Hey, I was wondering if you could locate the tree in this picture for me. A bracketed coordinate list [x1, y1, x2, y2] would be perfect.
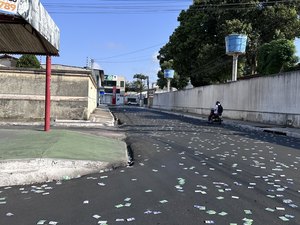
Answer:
[257, 39, 298, 75]
[133, 73, 147, 92]
[156, 60, 189, 90]
[16, 55, 40, 68]
[132, 73, 148, 105]
[125, 81, 136, 92]
[158, 0, 300, 87]
[133, 73, 148, 82]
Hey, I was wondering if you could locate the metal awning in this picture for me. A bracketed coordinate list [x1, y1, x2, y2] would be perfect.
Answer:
[0, 0, 60, 56]
[0, 14, 59, 55]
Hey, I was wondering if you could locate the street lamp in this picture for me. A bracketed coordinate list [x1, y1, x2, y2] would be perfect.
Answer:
[164, 69, 175, 92]
[225, 34, 247, 82]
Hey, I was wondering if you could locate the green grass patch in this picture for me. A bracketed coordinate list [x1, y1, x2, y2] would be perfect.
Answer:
[0, 129, 125, 162]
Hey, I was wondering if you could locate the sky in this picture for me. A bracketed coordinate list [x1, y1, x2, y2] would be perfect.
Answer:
[3, 0, 300, 85]
[38, 0, 192, 85]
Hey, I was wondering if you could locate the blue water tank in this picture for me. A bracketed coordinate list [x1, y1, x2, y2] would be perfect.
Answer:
[164, 69, 175, 79]
[225, 34, 247, 55]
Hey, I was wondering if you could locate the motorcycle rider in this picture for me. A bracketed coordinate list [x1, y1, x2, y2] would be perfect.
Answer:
[208, 101, 223, 122]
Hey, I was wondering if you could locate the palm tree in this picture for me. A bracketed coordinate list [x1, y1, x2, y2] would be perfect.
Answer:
[133, 73, 148, 105]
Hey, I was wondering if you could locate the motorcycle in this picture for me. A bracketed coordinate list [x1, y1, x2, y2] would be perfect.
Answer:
[208, 108, 223, 124]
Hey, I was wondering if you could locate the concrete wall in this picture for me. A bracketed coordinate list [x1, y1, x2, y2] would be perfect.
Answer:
[0, 68, 97, 121]
[153, 71, 300, 127]
[87, 78, 97, 119]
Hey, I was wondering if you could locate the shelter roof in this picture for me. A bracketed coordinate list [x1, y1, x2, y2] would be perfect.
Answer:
[0, 0, 60, 56]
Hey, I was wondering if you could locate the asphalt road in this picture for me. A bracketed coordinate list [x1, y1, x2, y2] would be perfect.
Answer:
[1, 107, 300, 225]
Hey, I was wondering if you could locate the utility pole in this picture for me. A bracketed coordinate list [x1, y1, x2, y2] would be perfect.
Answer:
[86, 57, 90, 69]
[139, 80, 143, 107]
[147, 76, 150, 107]
[91, 58, 94, 70]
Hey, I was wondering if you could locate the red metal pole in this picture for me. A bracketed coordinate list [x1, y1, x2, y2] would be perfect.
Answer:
[44, 55, 51, 131]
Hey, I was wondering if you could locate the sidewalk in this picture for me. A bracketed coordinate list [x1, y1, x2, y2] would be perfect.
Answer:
[0, 105, 127, 187]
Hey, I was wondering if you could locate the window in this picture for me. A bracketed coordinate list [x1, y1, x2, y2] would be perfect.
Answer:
[103, 80, 117, 87]
[120, 81, 125, 87]
[104, 88, 120, 94]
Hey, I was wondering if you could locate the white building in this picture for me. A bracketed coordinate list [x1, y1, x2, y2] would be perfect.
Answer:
[0, 54, 18, 67]
[101, 75, 126, 105]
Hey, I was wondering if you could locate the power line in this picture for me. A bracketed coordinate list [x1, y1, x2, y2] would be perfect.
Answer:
[41, 0, 298, 14]
[94, 43, 164, 60]
[42, 0, 191, 14]
[190, 0, 298, 10]
[95, 58, 153, 63]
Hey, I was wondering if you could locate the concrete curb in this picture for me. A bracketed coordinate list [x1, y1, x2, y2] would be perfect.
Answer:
[0, 121, 115, 128]
[0, 158, 127, 187]
[0, 138, 128, 187]
[54, 121, 115, 127]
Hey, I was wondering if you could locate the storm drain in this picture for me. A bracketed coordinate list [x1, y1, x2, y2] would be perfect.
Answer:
[263, 129, 287, 136]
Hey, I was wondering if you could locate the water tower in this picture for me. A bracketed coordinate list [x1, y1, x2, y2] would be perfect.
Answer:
[225, 34, 247, 81]
[164, 69, 175, 92]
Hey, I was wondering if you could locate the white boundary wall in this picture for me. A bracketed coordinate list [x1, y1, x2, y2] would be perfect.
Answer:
[153, 71, 300, 127]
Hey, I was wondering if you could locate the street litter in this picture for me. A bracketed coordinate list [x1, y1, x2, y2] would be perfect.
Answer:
[159, 200, 168, 204]
[265, 208, 275, 212]
[204, 220, 215, 224]
[244, 210, 252, 215]
[206, 210, 216, 215]
[218, 211, 228, 216]
[194, 205, 206, 210]
[279, 216, 289, 222]
[93, 215, 101, 219]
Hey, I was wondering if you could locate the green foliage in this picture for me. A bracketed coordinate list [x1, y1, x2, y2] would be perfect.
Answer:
[133, 73, 148, 81]
[158, 0, 300, 87]
[16, 55, 40, 69]
[257, 39, 298, 75]
[134, 80, 146, 92]
[125, 81, 136, 92]
[156, 60, 189, 90]
[133, 73, 147, 92]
